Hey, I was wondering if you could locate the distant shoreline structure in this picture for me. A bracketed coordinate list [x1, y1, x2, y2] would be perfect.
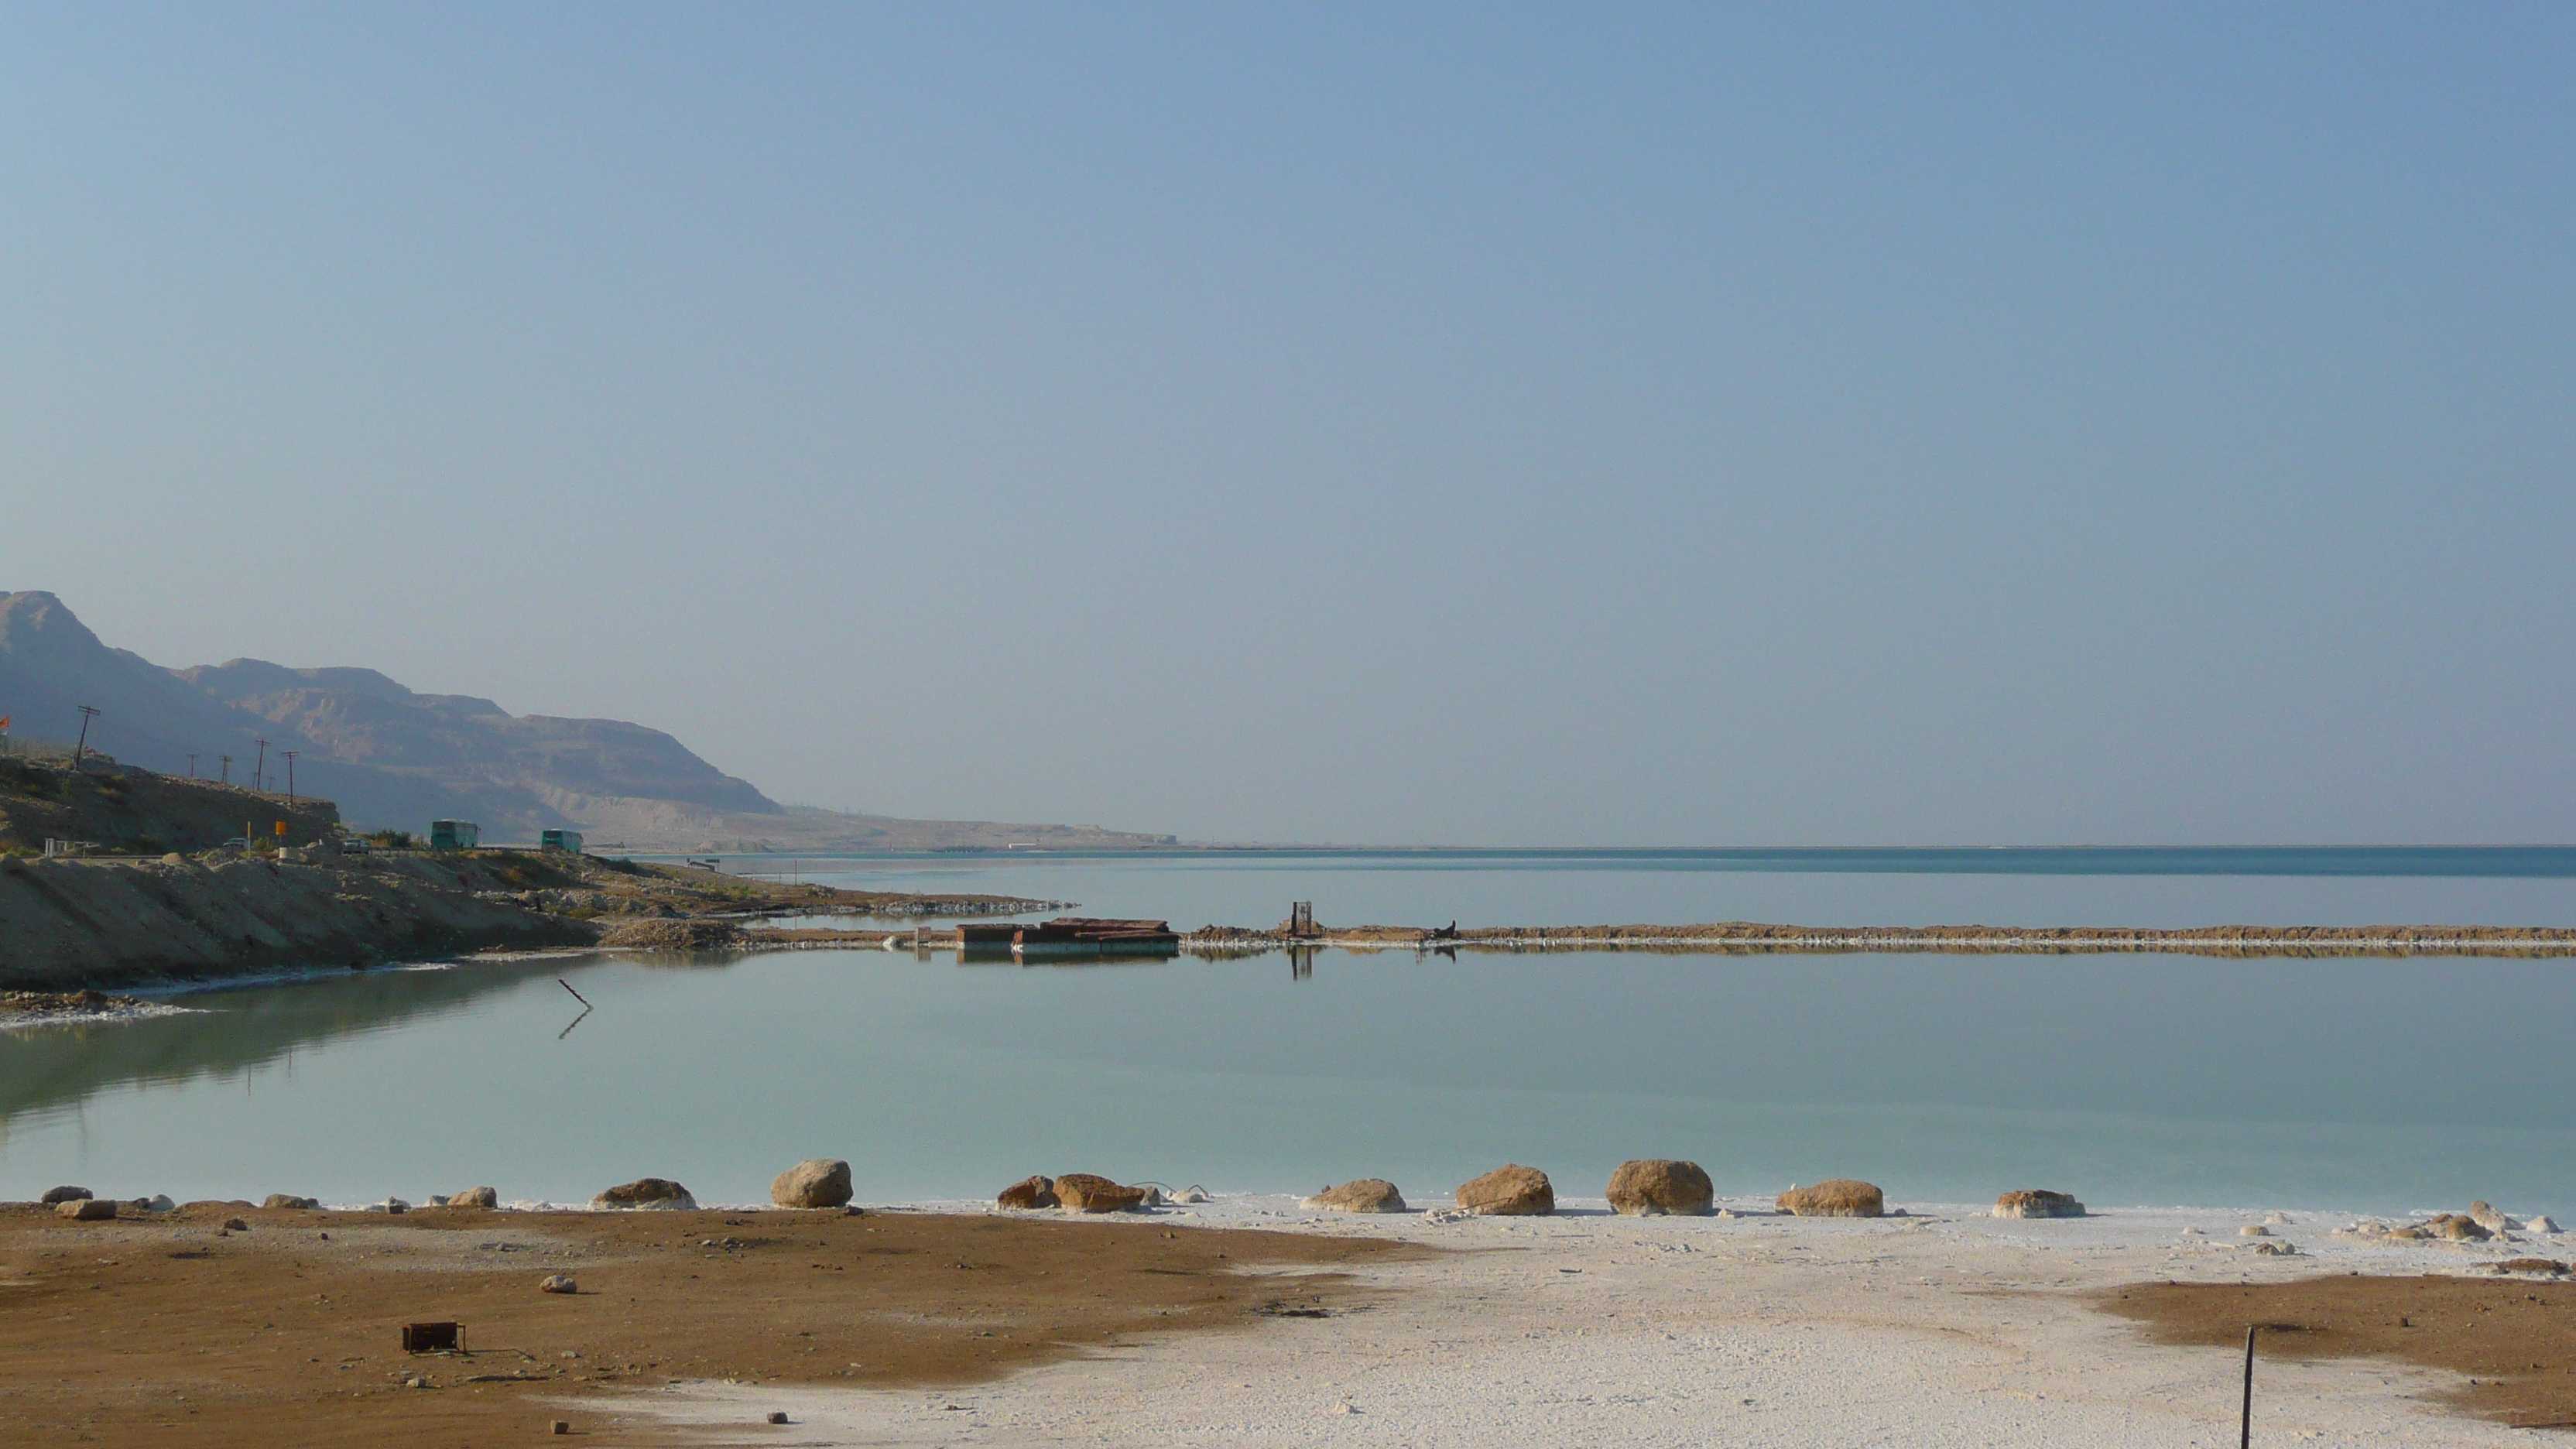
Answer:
[1174, 920, 2576, 959]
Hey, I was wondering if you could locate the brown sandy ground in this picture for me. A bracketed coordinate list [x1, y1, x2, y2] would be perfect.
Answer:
[2103, 1273, 2576, 1430]
[0, 1202, 1425, 1447]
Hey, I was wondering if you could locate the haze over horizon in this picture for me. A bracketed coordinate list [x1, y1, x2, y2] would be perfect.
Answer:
[5, 5, 2570, 847]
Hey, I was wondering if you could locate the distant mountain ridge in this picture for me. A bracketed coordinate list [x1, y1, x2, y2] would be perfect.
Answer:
[0, 590, 777, 834]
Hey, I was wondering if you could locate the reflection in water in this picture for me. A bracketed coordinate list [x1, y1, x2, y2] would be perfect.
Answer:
[0, 954, 687, 1131]
[8, 939, 2576, 1213]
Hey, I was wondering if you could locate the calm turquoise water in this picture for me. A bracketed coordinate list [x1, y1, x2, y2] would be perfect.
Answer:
[5, 848, 2574, 1214]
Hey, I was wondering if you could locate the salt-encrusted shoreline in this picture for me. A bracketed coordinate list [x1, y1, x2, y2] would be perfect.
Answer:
[605, 1194, 2569, 1447]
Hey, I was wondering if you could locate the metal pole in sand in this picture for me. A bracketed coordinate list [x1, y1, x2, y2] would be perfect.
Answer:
[2241, 1324, 2257, 1448]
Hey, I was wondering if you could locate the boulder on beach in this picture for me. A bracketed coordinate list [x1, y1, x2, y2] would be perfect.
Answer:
[1303, 1179, 1407, 1214]
[1457, 1164, 1555, 1216]
[2470, 1201, 2520, 1232]
[39, 1186, 91, 1205]
[540, 1274, 578, 1294]
[592, 1177, 697, 1211]
[771, 1160, 854, 1209]
[263, 1194, 319, 1211]
[996, 1175, 1057, 1210]
[2530, 1215, 2562, 1235]
[1995, 1189, 2085, 1219]
[447, 1186, 499, 1210]
[1606, 1160, 1714, 1216]
[130, 1194, 176, 1214]
[57, 1198, 116, 1221]
[1777, 1180, 1884, 1218]
[1053, 1173, 1150, 1213]
[2424, 1213, 2491, 1241]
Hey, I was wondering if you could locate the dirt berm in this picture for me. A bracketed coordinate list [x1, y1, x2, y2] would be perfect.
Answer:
[0, 849, 595, 991]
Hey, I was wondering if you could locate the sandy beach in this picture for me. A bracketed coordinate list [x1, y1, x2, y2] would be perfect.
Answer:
[6, 1192, 2569, 1446]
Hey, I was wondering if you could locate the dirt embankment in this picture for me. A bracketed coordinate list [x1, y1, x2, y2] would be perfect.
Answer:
[0, 849, 596, 990]
[0, 1202, 1417, 1447]
[0, 846, 1068, 992]
[0, 754, 337, 855]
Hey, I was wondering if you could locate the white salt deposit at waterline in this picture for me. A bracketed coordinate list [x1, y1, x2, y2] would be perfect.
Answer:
[594, 1195, 2563, 1447]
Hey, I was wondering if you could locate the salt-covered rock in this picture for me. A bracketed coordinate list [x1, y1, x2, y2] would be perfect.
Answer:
[1174, 1187, 1210, 1204]
[39, 1186, 91, 1205]
[1777, 1180, 1884, 1218]
[1456, 1164, 1555, 1216]
[2241, 1225, 2272, 1236]
[1303, 1179, 1407, 1213]
[995, 1175, 1057, 1210]
[2420, 1213, 2491, 1241]
[2529, 1215, 2561, 1234]
[592, 1178, 696, 1211]
[57, 1198, 116, 1221]
[2250, 1239, 2297, 1255]
[2470, 1201, 2522, 1232]
[1053, 1173, 1149, 1213]
[448, 1186, 499, 1210]
[1994, 1190, 2084, 1219]
[770, 1160, 853, 1209]
[132, 1194, 176, 1213]
[1606, 1160, 1714, 1216]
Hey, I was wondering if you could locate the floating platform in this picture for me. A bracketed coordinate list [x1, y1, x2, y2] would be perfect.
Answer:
[958, 916, 1181, 958]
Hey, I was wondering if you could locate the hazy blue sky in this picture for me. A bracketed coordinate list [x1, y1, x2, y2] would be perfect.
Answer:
[3, 4, 2569, 844]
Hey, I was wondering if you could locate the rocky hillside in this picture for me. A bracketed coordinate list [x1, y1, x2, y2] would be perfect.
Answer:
[0, 754, 340, 855]
[0, 591, 776, 836]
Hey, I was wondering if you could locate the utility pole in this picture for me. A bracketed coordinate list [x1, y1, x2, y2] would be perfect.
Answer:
[219, 754, 232, 784]
[73, 705, 101, 771]
[283, 750, 298, 802]
[253, 738, 268, 793]
[187, 753, 200, 778]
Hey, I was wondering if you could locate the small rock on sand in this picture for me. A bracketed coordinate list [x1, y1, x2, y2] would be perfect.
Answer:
[447, 1186, 499, 1210]
[540, 1274, 578, 1294]
[1303, 1179, 1407, 1214]
[1777, 1180, 1883, 1218]
[57, 1198, 116, 1221]
[770, 1160, 854, 1210]
[996, 1175, 1057, 1210]
[263, 1194, 318, 1211]
[592, 1178, 697, 1211]
[1053, 1173, 1149, 1213]
[2241, 1225, 2272, 1236]
[39, 1186, 91, 1205]
[1606, 1160, 1714, 1216]
[1994, 1190, 2084, 1219]
[2249, 1239, 2297, 1255]
[1456, 1164, 1554, 1216]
